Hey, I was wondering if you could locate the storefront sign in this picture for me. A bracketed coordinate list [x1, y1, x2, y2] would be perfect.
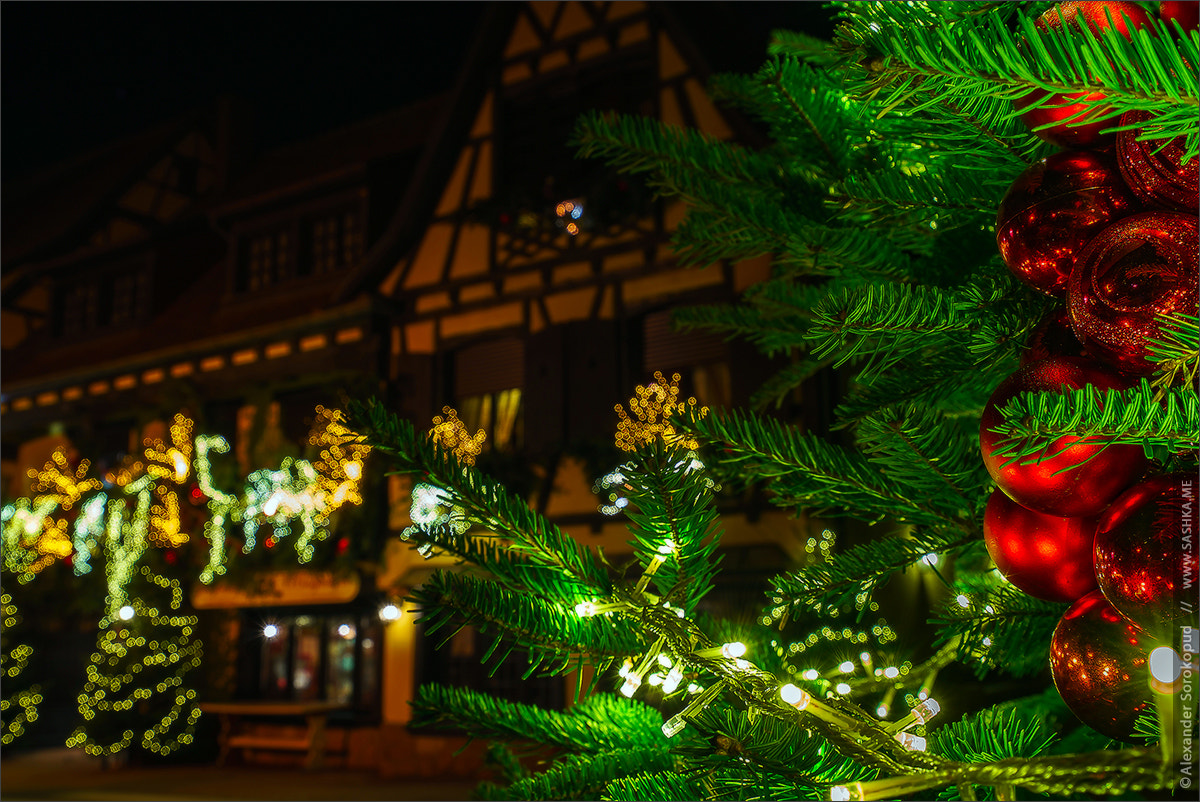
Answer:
[191, 570, 361, 608]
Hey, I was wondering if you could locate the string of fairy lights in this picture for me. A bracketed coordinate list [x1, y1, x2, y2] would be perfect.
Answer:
[0, 407, 369, 756]
[3, 377, 1153, 795]
[1, 591, 43, 746]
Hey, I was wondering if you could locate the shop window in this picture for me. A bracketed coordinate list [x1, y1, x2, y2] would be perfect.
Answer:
[249, 611, 380, 712]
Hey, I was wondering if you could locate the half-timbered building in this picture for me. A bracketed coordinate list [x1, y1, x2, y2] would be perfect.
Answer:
[2, 1, 819, 777]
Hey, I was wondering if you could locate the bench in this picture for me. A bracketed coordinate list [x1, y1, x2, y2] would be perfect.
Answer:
[199, 700, 349, 770]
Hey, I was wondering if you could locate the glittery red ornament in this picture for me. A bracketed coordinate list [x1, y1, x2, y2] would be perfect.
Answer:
[980, 357, 1148, 517]
[984, 489, 1099, 603]
[1160, 1, 1199, 32]
[1021, 307, 1089, 365]
[1016, 2, 1153, 148]
[1094, 473, 1198, 636]
[997, 151, 1136, 296]
[1051, 589, 1155, 741]
[1115, 110, 1199, 212]
[1067, 211, 1199, 375]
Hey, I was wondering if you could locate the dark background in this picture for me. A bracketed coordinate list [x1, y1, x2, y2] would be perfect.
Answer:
[1, 1, 837, 182]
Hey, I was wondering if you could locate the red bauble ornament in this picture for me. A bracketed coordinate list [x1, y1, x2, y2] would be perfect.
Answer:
[1016, 2, 1153, 148]
[164, 550, 178, 566]
[1050, 589, 1155, 741]
[1116, 110, 1199, 212]
[997, 151, 1136, 296]
[984, 489, 1099, 603]
[337, 536, 351, 555]
[979, 357, 1147, 516]
[1094, 473, 1198, 635]
[1021, 307, 1089, 365]
[1067, 211, 1199, 375]
[1160, 1, 1200, 32]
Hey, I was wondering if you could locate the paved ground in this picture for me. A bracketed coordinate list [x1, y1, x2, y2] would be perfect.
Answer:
[0, 748, 479, 801]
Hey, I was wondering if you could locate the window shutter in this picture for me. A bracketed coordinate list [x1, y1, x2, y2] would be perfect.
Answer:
[642, 310, 727, 373]
[454, 338, 525, 396]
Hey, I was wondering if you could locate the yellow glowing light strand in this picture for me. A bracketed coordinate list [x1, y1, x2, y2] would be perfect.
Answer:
[104, 478, 151, 620]
[428, 407, 486, 466]
[2, 448, 104, 581]
[614, 371, 707, 453]
[143, 414, 194, 548]
[193, 435, 237, 584]
[28, 449, 101, 511]
[1, 592, 43, 746]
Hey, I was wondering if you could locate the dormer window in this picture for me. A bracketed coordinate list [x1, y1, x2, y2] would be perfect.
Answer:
[302, 208, 363, 277]
[238, 228, 292, 292]
[53, 264, 148, 338]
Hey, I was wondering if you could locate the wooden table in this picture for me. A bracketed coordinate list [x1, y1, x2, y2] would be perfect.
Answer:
[199, 701, 350, 770]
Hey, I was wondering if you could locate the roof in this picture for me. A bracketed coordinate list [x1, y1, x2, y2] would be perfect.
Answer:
[1, 112, 201, 269]
[212, 93, 448, 218]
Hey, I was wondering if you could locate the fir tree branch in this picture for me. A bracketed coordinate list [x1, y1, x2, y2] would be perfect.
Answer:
[930, 578, 1066, 679]
[602, 769, 716, 802]
[931, 707, 1055, 765]
[855, 404, 992, 520]
[410, 684, 666, 753]
[622, 440, 724, 614]
[675, 406, 964, 529]
[835, 5, 1199, 158]
[805, 276, 1023, 385]
[344, 399, 611, 595]
[1147, 312, 1200, 394]
[484, 748, 677, 802]
[411, 570, 641, 667]
[771, 527, 980, 612]
[988, 382, 1200, 461]
[684, 703, 876, 787]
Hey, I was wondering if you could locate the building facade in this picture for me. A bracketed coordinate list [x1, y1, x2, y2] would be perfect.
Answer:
[2, 1, 819, 777]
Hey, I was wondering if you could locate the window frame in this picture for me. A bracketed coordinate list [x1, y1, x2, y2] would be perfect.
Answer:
[228, 190, 366, 297]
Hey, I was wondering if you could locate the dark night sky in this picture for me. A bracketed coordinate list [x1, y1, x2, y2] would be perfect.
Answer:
[1, 2, 835, 183]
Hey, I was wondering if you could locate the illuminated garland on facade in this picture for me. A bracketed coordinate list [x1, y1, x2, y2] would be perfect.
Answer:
[0, 407, 368, 756]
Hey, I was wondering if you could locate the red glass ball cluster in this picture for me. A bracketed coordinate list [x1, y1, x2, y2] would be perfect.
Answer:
[985, 0, 1198, 741]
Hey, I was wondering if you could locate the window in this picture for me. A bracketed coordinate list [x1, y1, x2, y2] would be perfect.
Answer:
[107, 272, 147, 327]
[458, 389, 523, 452]
[497, 52, 655, 230]
[54, 267, 147, 338]
[248, 610, 381, 711]
[451, 339, 525, 452]
[641, 309, 732, 408]
[55, 282, 99, 338]
[238, 228, 291, 291]
[302, 209, 363, 277]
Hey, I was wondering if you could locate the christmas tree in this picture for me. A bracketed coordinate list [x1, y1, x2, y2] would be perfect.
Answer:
[345, 2, 1198, 800]
[65, 481, 204, 760]
[1, 590, 43, 746]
